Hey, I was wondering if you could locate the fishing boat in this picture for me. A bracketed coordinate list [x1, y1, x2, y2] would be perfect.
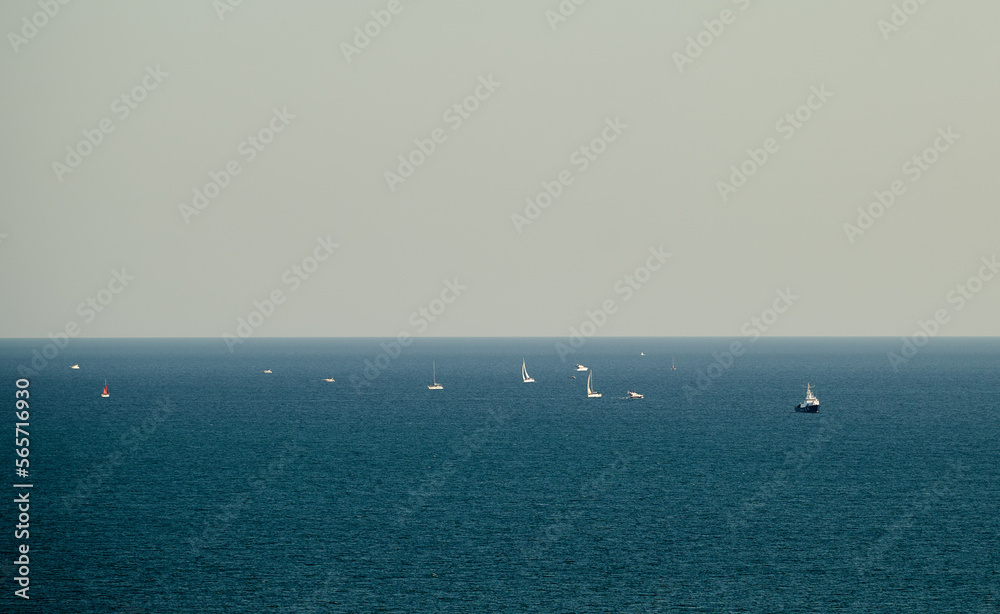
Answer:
[795, 384, 820, 412]
[626, 390, 644, 399]
[101, 380, 109, 398]
[427, 362, 443, 390]
[521, 359, 534, 383]
[586, 370, 602, 398]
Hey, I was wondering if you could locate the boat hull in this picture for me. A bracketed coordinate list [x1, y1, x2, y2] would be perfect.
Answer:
[794, 404, 819, 413]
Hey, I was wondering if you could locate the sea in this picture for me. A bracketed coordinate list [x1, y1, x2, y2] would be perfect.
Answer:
[1, 337, 997, 613]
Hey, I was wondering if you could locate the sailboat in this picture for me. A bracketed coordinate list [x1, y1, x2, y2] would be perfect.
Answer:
[671, 357, 676, 371]
[522, 359, 535, 383]
[586, 370, 602, 398]
[101, 380, 109, 398]
[427, 362, 443, 390]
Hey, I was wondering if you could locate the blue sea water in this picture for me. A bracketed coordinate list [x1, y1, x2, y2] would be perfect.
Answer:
[1, 337, 998, 613]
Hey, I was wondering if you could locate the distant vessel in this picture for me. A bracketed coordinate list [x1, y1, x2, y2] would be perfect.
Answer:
[70, 364, 80, 369]
[323, 378, 335, 382]
[427, 362, 443, 390]
[795, 384, 820, 412]
[262, 369, 272, 374]
[671, 357, 676, 371]
[586, 370, 602, 398]
[101, 380, 109, 398]
[640, 352, 644, 356]
[521, 359, 534, 383]
[626, 390, 644, 399]
[575, 364, 588, 372]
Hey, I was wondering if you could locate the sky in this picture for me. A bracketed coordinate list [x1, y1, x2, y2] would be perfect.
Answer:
[1, 0, 998, 338]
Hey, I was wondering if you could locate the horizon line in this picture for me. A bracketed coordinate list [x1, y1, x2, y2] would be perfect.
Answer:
[3, 335, 1000, 341]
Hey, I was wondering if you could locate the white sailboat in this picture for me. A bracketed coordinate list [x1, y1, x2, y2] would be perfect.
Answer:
[671, 357, 676, 371]
[521, 359, 534, 383]
[427, 361, 443, 390]
[586, 370, 602, 398]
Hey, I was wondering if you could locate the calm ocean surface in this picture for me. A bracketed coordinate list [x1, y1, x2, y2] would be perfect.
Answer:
[1, 337, 998, 613]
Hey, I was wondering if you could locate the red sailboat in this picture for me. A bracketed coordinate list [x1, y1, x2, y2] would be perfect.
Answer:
[101, 380, 110, 398]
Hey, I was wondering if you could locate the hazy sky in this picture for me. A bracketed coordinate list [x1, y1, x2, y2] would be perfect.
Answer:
[2, 1, 998, 338]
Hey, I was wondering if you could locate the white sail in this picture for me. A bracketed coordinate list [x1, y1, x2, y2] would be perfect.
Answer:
[587, 370, 602, 398]
[522, 359, 534, 383]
